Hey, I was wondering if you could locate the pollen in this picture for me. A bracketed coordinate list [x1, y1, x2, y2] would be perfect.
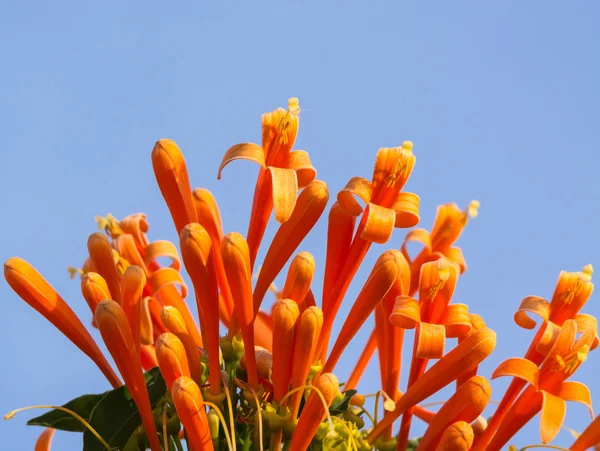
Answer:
[94, 213, 124, 238]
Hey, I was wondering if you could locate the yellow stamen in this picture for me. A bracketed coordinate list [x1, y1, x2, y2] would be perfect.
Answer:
[554, 345, 589, 376]
[466, 200, 480, 219]
[5, 405, 111, 451]
[580, 264, 594, 283]
[277, 97, 301, 144]
[94, 213, 124, 238]
[67, 266, 84, 279]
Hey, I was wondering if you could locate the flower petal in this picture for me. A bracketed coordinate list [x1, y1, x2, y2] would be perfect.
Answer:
[416, 322, 446, 359]
[155, 332, 191, 389]
[81, 272, 111, 317]
[289, 150, 317, 188]
[34, 428, 55, 451]
[121, 265, 146, 356]
[491, 357, 539, 387]
[540, 390, 566, 443]
[337, 176, 373, 216]
[390, 296, 420, 329]
[113, 234, 147, 273]
[445, 246, 467, 274]
[360, 203, 396, 244]
[152, 139, 198, 235]
[371, 143, 416, 204]
[144, 240, 181, 273]
[281, 252, 315, 306]
[393, 191, 420, 228]
[193, 188, 224, 242]
[87, 232, 122, 304]
[435, 421, 474, 451]
[441, 303, 472, 338]
[118, 213, 150, 252]
[271, 299, 300, 402]
[401, 228, 432, 262]
[514, 296, 551, 330]
[557, 381, 593, 418]
[171, 376, 214, 451]
[217, 142, 265, 179]
[268, 167, 299, 223]
[262, 98, 300, 167]
[569, 413, 600, 451]
[575, 313, 599, 350]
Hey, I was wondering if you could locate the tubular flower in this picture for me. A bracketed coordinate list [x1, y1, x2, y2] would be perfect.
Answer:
[570, 413, 600, 451]
[271, 299, 300, 403]
[34, 428, 54, 451]
[171, 376, 214, 451]
[155, 332, 192, 389]
[488, 320, 595, 449]
[401, 201, 479, 294]
[218, 98, 316, 268]
[435, 421, 474, 451]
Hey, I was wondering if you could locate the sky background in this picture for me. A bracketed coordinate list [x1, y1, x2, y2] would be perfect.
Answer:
[1, 1, 599, 449]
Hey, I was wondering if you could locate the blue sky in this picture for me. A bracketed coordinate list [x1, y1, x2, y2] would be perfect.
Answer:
[1, 1, 599, 449]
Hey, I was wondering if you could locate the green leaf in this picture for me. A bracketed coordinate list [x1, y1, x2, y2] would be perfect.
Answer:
[329, 389, 357, 415]
[83, 367, 167, 451]
[27, 393, 107, 432]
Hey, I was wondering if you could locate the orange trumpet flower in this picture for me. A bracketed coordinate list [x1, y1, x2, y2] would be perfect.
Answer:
[171, 376, 214, 451]
[4, 258, 121, 389]
[155, 332, 191, 389]
[218, 98, 316, 269]
[289, 373, 339, 451]
[416, 376, 491, 450]
[271, 299, 300, 403]
[487, 320, 594, 449]
[367, 327, 496, 443]
[121, 265, 146, 356]
[180, 223, 222, 397]
[34, 428, 54, 451]
[87, 232, 122, 304]
[95, 300, 161, 451]
[570, 412, 600, 451]
[280, 252, 315, 308]
[435, 421, 474, 451]
[80, 272, 111, 316]
[152, 139, 198, 235]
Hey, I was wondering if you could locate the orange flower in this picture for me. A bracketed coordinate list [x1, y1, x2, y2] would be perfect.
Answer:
[4, 258, 121, 389]
[271, 299, 300, 403]
[435, 421, 474, 451]
[218, 98, 316, 268]
[289, 373, 339, 451]
[570, 413, 600, 451]
[401, 201, 479, 294]
[121, 265, 146, 356]
[155, 332, 191, 389]
[280, 252, 315, 308]
[180, 223, 222, 397]
[488, 320, 594, 449]
[87, 232, 122, 304]
[95, 300, 161, 451]
[171, 376, 214, 451]
[34, 428, 54, 451]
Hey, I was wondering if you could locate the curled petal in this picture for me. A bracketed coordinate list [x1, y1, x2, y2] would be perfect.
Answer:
[548, 266, 594, 324]
[34, 428, 55, 451]
[418, 376, 490, 451]
[271, 299, 300, 402]
[171, 377, 214, 451]
[95, 300, 161, 451]
[155, 333, 191, 389]
[575, 313, 599, 350]
[445, 246, 467, 274]
[289, 373, 339, 451]
[119, 213, 150, 252]
[152, 139, 198, 234]
[514, 296, 551, 330]
[393, 191, 420, 228]
[289, 150, 317, 188]
[267, 166, 299, 223]
[418, 258, 458, 323]
[5, 258, 121, 388]
[113, 234, 147, 273]
[337, 176, 373, 216]
[360, 203, 396, 244]
[430, 203, 473, 253]
[371, 144, 416, 199]
[148, 267, 188, 300]
[323, 249, 409, 373]
[415, 322, 446, 359]
[435, 421, 474, 451]
[390, 296, 420, 329]
[217, 143, 265, 179]
[557, 381, 593, 418]
[468, 314, 486, 332]
[262, 98, 300, 166]
[545, 319, 578, 364]
[87, 232, 122, 304]
[441, 304, 472, 338]
[281, 252, 315, 305]
[253, 180, 329, 312]
[144, 240, 181, 273]
[491, 357, 539, 387]
[535, 321, 562, 357]
[540, 390, 566, 444]
[401, 228, 432, 262]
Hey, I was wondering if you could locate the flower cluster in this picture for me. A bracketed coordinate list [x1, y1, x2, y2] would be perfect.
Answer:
[4, 98, 600, 451]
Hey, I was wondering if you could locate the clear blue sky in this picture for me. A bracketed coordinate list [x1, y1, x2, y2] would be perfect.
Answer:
[1, 2, 599, 449]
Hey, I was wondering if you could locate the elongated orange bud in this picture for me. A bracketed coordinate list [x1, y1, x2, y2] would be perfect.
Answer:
[155, 333, 191, 389]
[80, 272, 110, 316]
[171, 376, 214, 451]
[180, 223, 221, 396]
[87, 232, 122, 304]
[570, 413, 600, 451]
[5, 258, 121, 389]
[368, 328, 496, 443]
[95, 300, 161, 451]
[289, 373, 339, 451]
[221, 232, 258, 389]
[140, 297, 154, 345]
[141, 343, 159, 370]
[34, 428, 54, 451]
[272, 299, 300, 402]
[435, 421, 474, 451]
[290, 306, 324, 419]
[121, 265, 146, 356]
[152, 139, 198, 234]
[281, 252, 315, 306]
[114, 234, 147, 273]
[160, 306, 203, 386]
[253, 180, 329, 311]
[322, 202, 356, 309]
[417, 376, 491, 450]
[323, 249, 409, 373]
